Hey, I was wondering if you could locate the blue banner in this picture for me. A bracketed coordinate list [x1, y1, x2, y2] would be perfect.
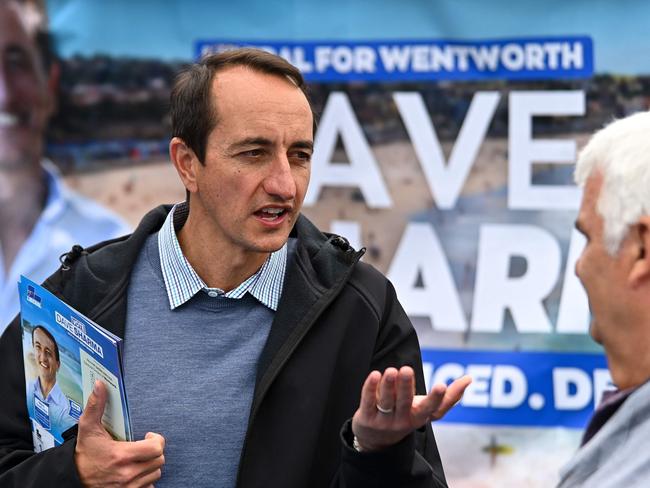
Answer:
[195, 37, 594, 82]
[422, 348, 611, 428]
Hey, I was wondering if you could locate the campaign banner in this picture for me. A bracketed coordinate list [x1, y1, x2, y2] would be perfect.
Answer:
[195, 37, 594, 82]
[422, 348, 612, 428]
[38, 1, 650, 486]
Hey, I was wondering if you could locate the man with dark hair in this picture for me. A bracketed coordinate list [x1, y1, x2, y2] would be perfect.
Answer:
[0, 0, 129, 333]
[0, 48, 469, 487]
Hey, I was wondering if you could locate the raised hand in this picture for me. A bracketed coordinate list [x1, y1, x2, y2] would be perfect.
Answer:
[351, 366, 471, 452]
[74, 381, 166, 488]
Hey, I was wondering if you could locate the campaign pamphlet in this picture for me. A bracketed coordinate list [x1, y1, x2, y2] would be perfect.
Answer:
[18, 276, 132, 452]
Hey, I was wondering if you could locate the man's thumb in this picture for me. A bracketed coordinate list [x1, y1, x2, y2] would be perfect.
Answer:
[81, 380, 108, 427]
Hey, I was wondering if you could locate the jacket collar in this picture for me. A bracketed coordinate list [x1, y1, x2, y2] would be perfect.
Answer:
[253, 215, 364, 414]
[45, 204, 173, 339]
[47, 204, 363, 356]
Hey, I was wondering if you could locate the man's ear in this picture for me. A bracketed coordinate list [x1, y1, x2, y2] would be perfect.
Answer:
[169, 137, 200, 194]
[628, 216, 650, 288]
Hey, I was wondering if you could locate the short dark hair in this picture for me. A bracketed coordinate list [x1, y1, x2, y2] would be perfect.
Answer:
[170, 48, 313, 164]
[32, 325, 60, 362]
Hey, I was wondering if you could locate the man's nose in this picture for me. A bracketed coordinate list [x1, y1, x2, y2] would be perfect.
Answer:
[264, 155, 296, 200]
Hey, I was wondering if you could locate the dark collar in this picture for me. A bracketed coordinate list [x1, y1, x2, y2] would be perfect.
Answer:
[581, 382, 643, 446]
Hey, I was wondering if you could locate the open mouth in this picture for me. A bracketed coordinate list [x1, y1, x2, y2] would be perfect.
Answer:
[0, 111, 31, 130]
[39, 361, 49, 370]
[0, 112, 19, 128]
[254, 207, 288, 222]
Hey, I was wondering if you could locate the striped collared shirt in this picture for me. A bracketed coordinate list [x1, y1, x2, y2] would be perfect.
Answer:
[157, 204, 287, 311]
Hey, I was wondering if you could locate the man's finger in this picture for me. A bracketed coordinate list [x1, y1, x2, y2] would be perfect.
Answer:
[446, 375, 472, 404]
[411, 383, 447, 425]
[80, 380, 108, 428]
[429, 375, 473, 420]
[145, 432, 166, 450]
[394, 367, 415, 417]
[358, 371, 381, 417]
[119, 435, 166, 463]
[376, 367, 398, 413]
[130, 453, 165, 481]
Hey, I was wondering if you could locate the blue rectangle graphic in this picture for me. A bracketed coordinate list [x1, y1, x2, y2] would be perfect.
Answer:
[194, 37, 594, 82]
[421, 348, 610, 429]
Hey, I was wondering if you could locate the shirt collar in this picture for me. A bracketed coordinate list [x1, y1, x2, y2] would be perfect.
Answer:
[36, 378, 66, 406]
[158, 203, 287, 311]
[581, 383, 641, 446]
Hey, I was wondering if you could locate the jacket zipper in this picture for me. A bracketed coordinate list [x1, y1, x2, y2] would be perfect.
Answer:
[234, 247, 365, 486]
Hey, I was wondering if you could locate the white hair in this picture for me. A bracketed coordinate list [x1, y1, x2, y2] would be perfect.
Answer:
[575, 110, 650, 255]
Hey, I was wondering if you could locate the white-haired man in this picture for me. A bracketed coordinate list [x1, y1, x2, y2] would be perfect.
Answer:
[557, 111, 650, 487]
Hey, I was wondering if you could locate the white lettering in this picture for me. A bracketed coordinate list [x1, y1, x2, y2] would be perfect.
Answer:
[378, 45, 411, 72]
[315, 46, 332, 72]
[468, 45, 500, 70]
[553, 367, 592, 410]
[501, 43, 525, 70]
[471, 224, 561, 333]
[290, 47, 313, 72]
[355, 47, 376, 73]
[393, 91, 500, 209]
[411, 45, 430, 72]
[331, 46, 353, 73]
[525, 43, 545, 70]
[387, 222, 467, 331]
[305, 92, 392, 207]
[462, 365, 492, 407]
[562, 42, 583, 69]
[508, 91, 585, 210]
[491, 365, 528, 408]
[453, 46, 471, 71]
[431, 45, 454, 71]
[544, 43, 562, 69]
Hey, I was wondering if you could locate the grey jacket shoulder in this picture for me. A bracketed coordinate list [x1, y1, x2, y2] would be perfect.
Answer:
[557, 379, 650, 488]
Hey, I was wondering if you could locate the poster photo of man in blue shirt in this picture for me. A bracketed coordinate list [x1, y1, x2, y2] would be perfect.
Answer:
[25, 325, 79, 450]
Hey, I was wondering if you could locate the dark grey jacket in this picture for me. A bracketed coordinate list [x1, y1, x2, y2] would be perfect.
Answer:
[0, 205, 447, 487]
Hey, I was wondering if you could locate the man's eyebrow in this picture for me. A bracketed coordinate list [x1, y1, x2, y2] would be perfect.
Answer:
[228, 137, 273, 151]
[5, 44, 31, 58]
[228, 138, 314, 152]
[290, 140, 314, 151]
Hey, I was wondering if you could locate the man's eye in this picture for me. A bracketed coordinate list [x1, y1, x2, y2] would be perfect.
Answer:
[241, 149, 263, 158]
[291, 151, 312, 162]
[6, 50, 33, 72]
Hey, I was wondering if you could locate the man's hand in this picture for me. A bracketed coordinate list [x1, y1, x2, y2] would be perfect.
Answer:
[75, 381, 166, 488]
[351, 366, 471, 452]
